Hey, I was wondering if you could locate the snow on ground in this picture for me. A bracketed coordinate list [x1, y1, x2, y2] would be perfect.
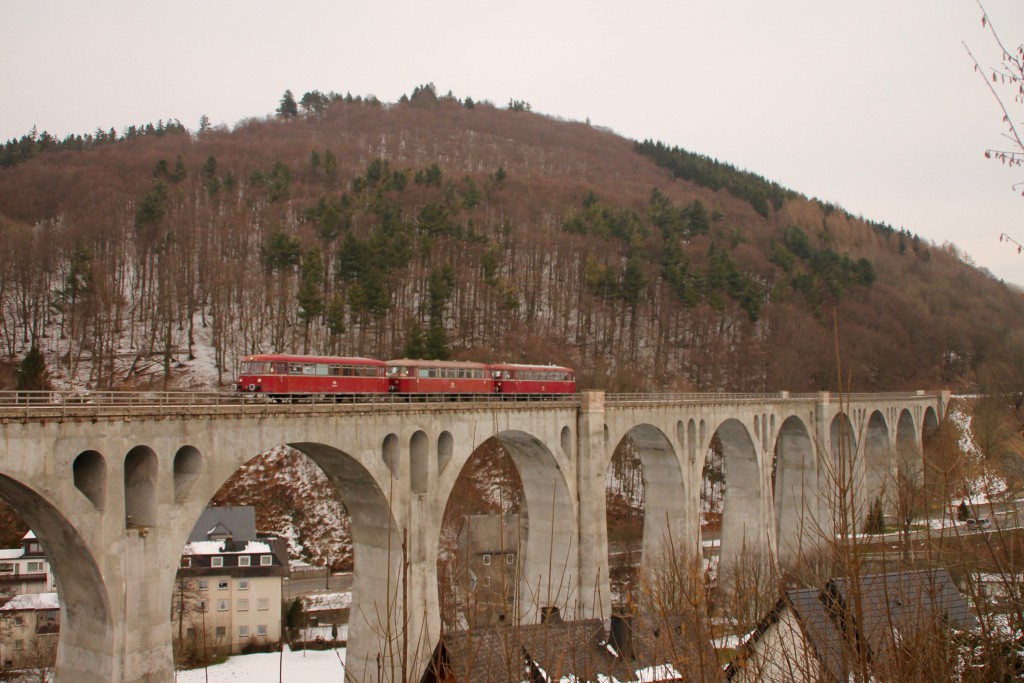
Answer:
[174, 647, 346, 682]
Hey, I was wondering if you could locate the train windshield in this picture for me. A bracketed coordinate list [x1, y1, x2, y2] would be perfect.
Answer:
[241, 361, 272, 375]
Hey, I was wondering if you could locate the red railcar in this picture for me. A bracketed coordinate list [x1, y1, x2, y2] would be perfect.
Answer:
[490, 363, 576, 394]
[386, 359, 493, 394]
[236, 354, 388, 395]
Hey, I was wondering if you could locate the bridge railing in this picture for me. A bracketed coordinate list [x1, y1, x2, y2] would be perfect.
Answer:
[0, 390, 583, 420]
[0, 390, 942, 421]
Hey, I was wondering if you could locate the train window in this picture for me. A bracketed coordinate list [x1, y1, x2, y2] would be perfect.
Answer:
[303, 364, 316, 375]
[418, 368, 430, 378]
[289, 363, 301, 374]
[273, 363, 286, 374]
[316, 364, 328, 376]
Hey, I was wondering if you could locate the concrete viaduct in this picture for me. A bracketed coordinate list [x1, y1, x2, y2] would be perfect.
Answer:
[0, 389, 947, 682]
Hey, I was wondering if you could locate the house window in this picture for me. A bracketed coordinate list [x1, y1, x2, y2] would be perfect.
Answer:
[198, 600, 209, 612]
[198, 579, 209, 591]
[186, 627, 195, 638]
[237, 599, 249, 612]
[484, 576, 492, 587]
[482, 554, 491, 566]
[257, 598, 270, 611]
[211, 557, 224, 568]
[181, 557, 191, 568]
[257, 624, 268, 637]
[27, 561, 43, 573]
[260, 555, 272, 566]
[14, 616, 23, 626]
[506, 554, 515, 565]
[14, 640, 23, 651]
[239, 556, 251, 567]
[218, 580, 229, 590]
[216, 626, 226, 638]
[0, 563, 13, 574]
[239, 625, 249, 638]
[217, 600, 229, 612]
[238, 579, 249, 590]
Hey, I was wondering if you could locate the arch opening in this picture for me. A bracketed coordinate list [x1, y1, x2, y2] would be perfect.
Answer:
[124, 446, 158, 528]
[73, 450, 105, 510]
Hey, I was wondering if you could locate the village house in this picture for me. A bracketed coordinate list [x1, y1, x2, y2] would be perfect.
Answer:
[173, 505, 288, 658]
[455, 513, 520, 629]
[725, 568, 974, 682]
[423, 612, 713, 683]
[0, 531, 56, 597]
[0, 591, 59, 671]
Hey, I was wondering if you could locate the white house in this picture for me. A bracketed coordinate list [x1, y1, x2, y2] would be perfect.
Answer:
[173, 506, 288, 658]
[0, 532, 57, 596]
[0, 591, 59, 671]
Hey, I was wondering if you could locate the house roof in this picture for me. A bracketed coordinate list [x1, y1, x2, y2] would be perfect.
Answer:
[1, 592, 59, 611]
[187, 506, 258, 544]
[0, 548, 25, 560]
[425, 617, 703, 683]
[726, 567, 974, 681]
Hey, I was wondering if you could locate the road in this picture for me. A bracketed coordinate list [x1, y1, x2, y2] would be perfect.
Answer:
[284, 571, 353, 600]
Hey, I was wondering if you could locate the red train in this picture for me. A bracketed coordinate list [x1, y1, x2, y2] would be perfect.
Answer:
[236, 354, 576, 397]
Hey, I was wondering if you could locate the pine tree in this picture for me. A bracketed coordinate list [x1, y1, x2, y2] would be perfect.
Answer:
[16, 347, 50, 392]
[277, 90, 299, 119]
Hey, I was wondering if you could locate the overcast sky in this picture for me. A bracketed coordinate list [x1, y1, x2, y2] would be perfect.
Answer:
[2, 1, 1023, 285]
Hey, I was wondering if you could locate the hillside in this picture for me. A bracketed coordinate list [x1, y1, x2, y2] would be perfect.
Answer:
[1, 86, 1022, 393]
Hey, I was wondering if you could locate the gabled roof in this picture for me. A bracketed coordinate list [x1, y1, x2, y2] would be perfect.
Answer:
[726, 567, 974, 681]
[424, 618, 700, 683]
[187, 506, 258, 544]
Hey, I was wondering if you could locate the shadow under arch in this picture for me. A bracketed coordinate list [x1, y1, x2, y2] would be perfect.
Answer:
[0, 474, 112, 682]
[773, 415, 816, 562]
[710, 418, 764, 569]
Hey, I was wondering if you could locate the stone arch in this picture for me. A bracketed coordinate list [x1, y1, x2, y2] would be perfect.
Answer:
[0, 474, 112, 681]
[711, 418, 765, 568]
[411, 430, 428, 494]
[433, 429, 577, 626]
[862, 411, 891, 510]
[773, 415, 815, 561]
[605, 424, 688, 608]
[824, 412, 859, 530]
[382, 433, 400, 479]
[617, 424, 687, 555]
[173, 445, 202, 502]
[124, 446, 158, 528]
[73, 450, 105, 510]
[272, 442, 402, 683]
[687, 419, 697, 463]
[437, 431, 453, 475]
[493, 430, 577, 623]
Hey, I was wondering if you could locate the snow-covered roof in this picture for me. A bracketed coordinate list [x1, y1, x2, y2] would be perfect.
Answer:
[303, 591, 352, 611]
[1, 592, 59, 611]
[0, 548, 25, 560]
[182, 539, 272, 556]
[22, 531, 36, 541]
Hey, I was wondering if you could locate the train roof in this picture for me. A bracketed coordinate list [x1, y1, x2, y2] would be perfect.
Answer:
[385, 358, 489, 368]
[242, 354, 385, 365]
[489, 362, 574, 372]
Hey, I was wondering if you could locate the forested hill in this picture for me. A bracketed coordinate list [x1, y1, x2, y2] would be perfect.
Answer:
[1, 86, 1021, 393]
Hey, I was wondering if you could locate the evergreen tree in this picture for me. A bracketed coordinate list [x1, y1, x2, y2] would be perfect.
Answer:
[864, 496, 885, 534]
[958, 499, 970, 521]
[277, 90, 299, 119]
[16, 347, 50, 391]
